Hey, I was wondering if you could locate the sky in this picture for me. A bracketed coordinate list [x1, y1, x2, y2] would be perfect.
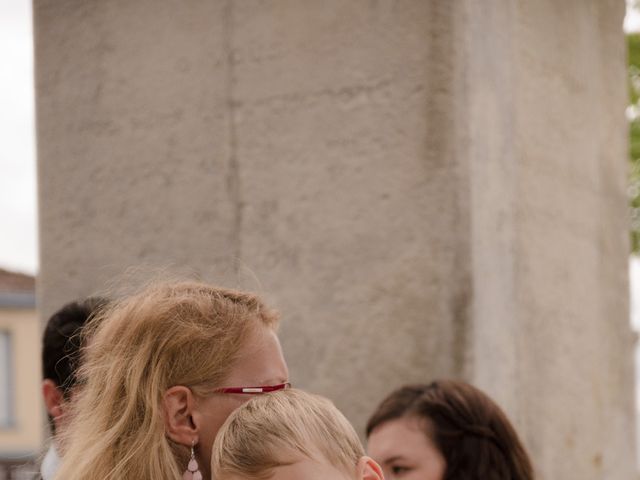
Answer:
[628, 0, 640, 33]
[0, 0, 37, 275]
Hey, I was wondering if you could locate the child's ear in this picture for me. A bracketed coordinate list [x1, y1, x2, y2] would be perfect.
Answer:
[356, 456, 385, 480]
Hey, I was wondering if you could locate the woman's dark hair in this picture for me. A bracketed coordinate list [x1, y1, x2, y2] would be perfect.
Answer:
[366, 380, 534, 480]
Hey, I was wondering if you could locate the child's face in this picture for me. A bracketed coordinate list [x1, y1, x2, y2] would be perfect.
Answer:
[223, 457, 356, 480]
[266, 457, 355, 480]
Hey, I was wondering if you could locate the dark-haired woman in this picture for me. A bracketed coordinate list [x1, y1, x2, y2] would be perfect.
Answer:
[366, 380, 534, 480]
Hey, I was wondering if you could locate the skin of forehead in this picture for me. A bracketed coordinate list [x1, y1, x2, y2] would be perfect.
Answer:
[222, 455, 354, 480]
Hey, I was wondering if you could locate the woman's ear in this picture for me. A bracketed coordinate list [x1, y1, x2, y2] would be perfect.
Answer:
[356, 456, 385, 480]
[163, 386, 198, 446]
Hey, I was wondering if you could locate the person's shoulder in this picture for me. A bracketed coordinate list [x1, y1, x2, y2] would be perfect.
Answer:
[40, 444, 60, 480]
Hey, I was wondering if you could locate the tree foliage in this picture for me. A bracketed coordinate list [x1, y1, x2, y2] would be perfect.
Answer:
[628, 33, 640, 252]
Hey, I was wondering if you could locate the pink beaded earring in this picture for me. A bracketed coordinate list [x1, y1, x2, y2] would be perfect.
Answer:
[183, 440, 202, 480]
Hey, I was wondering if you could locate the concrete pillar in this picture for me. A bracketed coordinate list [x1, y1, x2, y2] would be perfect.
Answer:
[463, 1, 635, 478]
[34, 1, 634, 478]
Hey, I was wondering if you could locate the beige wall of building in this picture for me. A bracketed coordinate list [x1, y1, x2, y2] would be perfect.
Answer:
[0, 308, 42, 456]
[34, 1, 634, 478]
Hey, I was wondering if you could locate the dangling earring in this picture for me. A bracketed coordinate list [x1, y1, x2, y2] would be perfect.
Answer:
[183, 440, 202, 480]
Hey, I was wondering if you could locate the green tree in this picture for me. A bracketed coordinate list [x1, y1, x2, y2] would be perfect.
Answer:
[628, 33, 640, 252]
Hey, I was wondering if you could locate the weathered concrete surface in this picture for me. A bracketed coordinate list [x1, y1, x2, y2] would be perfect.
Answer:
[231, 0, 471, 442]
[464, 1, 635, 478]
[34, 1, 635, 478]
[34, 1, 238, 318]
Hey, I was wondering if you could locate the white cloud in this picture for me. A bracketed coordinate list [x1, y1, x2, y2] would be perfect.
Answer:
[0, 0, 37, 275]
[626, 0, 640, 33]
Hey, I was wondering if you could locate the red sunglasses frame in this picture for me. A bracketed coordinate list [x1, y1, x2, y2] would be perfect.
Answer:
[211, 382, 291, 395]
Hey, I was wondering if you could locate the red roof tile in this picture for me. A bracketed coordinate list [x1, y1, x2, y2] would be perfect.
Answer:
[0, 268, 35, 292]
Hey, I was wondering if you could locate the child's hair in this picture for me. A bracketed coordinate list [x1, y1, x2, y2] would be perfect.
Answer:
[212, 389, 364, 479]
[54, 281, 279, 480]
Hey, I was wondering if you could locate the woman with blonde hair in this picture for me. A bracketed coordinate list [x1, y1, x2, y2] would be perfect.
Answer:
[54, 281, 289, 480]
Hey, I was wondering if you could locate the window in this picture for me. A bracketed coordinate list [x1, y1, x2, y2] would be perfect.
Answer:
[0, 330, 14, 429]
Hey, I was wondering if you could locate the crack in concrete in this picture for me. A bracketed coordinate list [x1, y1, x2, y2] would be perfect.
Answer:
[223, 0, 242, 276]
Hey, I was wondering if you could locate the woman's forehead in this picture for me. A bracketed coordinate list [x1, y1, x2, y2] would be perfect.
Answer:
[225, 327, 289, 383]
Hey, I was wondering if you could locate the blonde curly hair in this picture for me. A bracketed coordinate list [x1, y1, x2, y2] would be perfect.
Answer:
[55, 281, 279, 480]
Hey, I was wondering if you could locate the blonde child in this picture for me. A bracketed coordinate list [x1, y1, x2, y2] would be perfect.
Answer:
[211, 389, 384, 480]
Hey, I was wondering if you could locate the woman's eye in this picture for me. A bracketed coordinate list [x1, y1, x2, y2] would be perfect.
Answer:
[391, 465, 412, 475]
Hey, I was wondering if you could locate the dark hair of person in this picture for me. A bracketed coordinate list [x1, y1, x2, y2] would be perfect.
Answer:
[366, 380, 534, 480]
[42, 297, 109, 397]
